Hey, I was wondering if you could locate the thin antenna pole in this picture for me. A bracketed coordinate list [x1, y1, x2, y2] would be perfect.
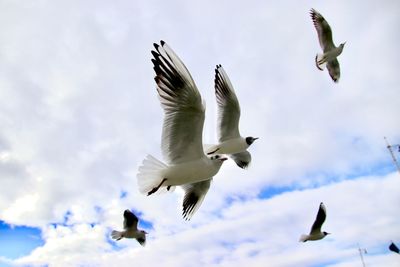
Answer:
[358, 244, 366, 267]
[384, 137, 400, 174]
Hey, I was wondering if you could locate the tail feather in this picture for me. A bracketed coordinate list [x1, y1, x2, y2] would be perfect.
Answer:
[315, 53, 326, 70]
[137, 155, 175, 195]
[111, 230, 123, 241]
[299, 234, 308, 242]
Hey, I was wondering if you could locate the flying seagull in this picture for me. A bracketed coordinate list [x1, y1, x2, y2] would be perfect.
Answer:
[389, 241, 400, 254]
[310, 8, 345, 83]
[137, 41, 227, 220]
[111, 209, 148, 246]
[299, 202, 330, 242]
[206, 65, 258, 169]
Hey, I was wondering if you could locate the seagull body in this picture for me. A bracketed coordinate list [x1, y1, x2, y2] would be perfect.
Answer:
[111, 210, 147, 246]
[137, 41, 227, 220]
[300, 202, 330, 242]
[206, 65, 258, 169]
[310, 8, 345, 82]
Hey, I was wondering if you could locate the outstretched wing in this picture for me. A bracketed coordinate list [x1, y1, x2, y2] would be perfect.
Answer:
[310, 202, 327, 235]
[327, 59, 340, 83]
[152, 41, 206, 164]
[214, 65, 241, 142]
[181, 179, 211, 220]
[310, 9, 336, 52]
[389, 242, 400, 254]
[123, 209, 139, 230]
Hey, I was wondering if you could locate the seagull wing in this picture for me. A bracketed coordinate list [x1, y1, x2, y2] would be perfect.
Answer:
[181, 179, 211, 220]
[123, 209, 139, 230]
[230, 151, 252, 169]
[327, 58, 341, 83]
[152, 41, 206, 164]
[214, 65, 241, 142]
[310, 202, 327, 234]
[310, 9, 336, 52]
[389, 242, 400, 254]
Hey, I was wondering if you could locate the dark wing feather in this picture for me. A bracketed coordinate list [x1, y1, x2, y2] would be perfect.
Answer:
[152, 41, 205, 164]
[310, 9, 335, 51]
[123, 209, 138, 230]
[310, 202, 326, 234]
[230, 151, 251, 169]
[181, 180, 211, 220]
[327, 59, 340, 83]
[389, 242, 400, 254]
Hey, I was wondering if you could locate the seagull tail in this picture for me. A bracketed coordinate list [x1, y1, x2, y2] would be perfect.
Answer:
[137, 155, 174, 195]
[315, 53, 326, 70]
[111, 230, 123, 241]
[299, 234, 308, 242]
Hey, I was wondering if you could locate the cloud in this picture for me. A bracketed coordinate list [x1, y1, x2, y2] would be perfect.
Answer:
[7, 172, 399, 267]
[0, 0, 399, 266]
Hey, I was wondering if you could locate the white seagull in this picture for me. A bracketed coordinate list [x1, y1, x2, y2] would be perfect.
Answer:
[137, 41, 227, 220]
[310, 8, 345, 83]
[111, 209, 148, 246]
[299, 202, 330, 242]
[206, 65, 258, 169]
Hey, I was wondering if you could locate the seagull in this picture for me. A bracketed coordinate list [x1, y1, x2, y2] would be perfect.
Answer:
[111, 209, 148, 246]
[137, 41, 227, 220]
[299, 202, 330, 242]
[310, 8, 345, 83]
[205, 65, 258, 169]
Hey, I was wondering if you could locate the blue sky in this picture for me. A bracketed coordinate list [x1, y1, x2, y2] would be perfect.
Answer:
[0, 0, 399, 266]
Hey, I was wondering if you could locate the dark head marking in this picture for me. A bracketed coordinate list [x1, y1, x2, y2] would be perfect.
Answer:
[245, 137, 259, 146]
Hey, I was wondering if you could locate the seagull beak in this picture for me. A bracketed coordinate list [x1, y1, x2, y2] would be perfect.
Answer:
[326, 232, 331, 235]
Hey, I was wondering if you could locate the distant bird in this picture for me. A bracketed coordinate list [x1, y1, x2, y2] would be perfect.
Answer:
[389, 241, 400, 254]
[300, 202, 330, 242]
[310, 8, 345, 82]
[137, 41, 227, 220]
[111, 209, 148, 246]
[206, 65, 258, 169]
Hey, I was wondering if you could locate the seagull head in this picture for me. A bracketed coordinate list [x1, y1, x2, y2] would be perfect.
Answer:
[339, 42, 346, 49]
[323, 231, 331, 236]
[245, 137, 259, 146]
[210, 154, 228, 163]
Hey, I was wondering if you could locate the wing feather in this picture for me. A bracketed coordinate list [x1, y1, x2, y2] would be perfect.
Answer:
[123, 210, 139, 230]
[181, 180, 211, 220]
[214, 65, 241, 142]
[327, 59, 341, 83]
[310, 203, 326, 234]
[152, 41, 206, 164]
[310, 9, 336, 51]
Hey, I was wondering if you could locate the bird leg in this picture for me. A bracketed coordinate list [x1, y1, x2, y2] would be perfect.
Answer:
[147, 178, 167, 196]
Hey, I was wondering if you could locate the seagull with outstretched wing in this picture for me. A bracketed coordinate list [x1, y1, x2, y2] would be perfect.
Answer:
[137, 41, 227, 220]
[206, 65, 258, 169]
[111, 209, 148, 246]
[300, 202, 331, 242]
[310, 8, 345, 82]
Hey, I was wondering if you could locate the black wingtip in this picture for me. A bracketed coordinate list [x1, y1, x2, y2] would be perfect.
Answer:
[160, 40, 166, 46]
[151, 50, 159, 58]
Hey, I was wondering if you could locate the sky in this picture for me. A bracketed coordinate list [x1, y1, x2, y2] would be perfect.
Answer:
[0, 0, 400, 266]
